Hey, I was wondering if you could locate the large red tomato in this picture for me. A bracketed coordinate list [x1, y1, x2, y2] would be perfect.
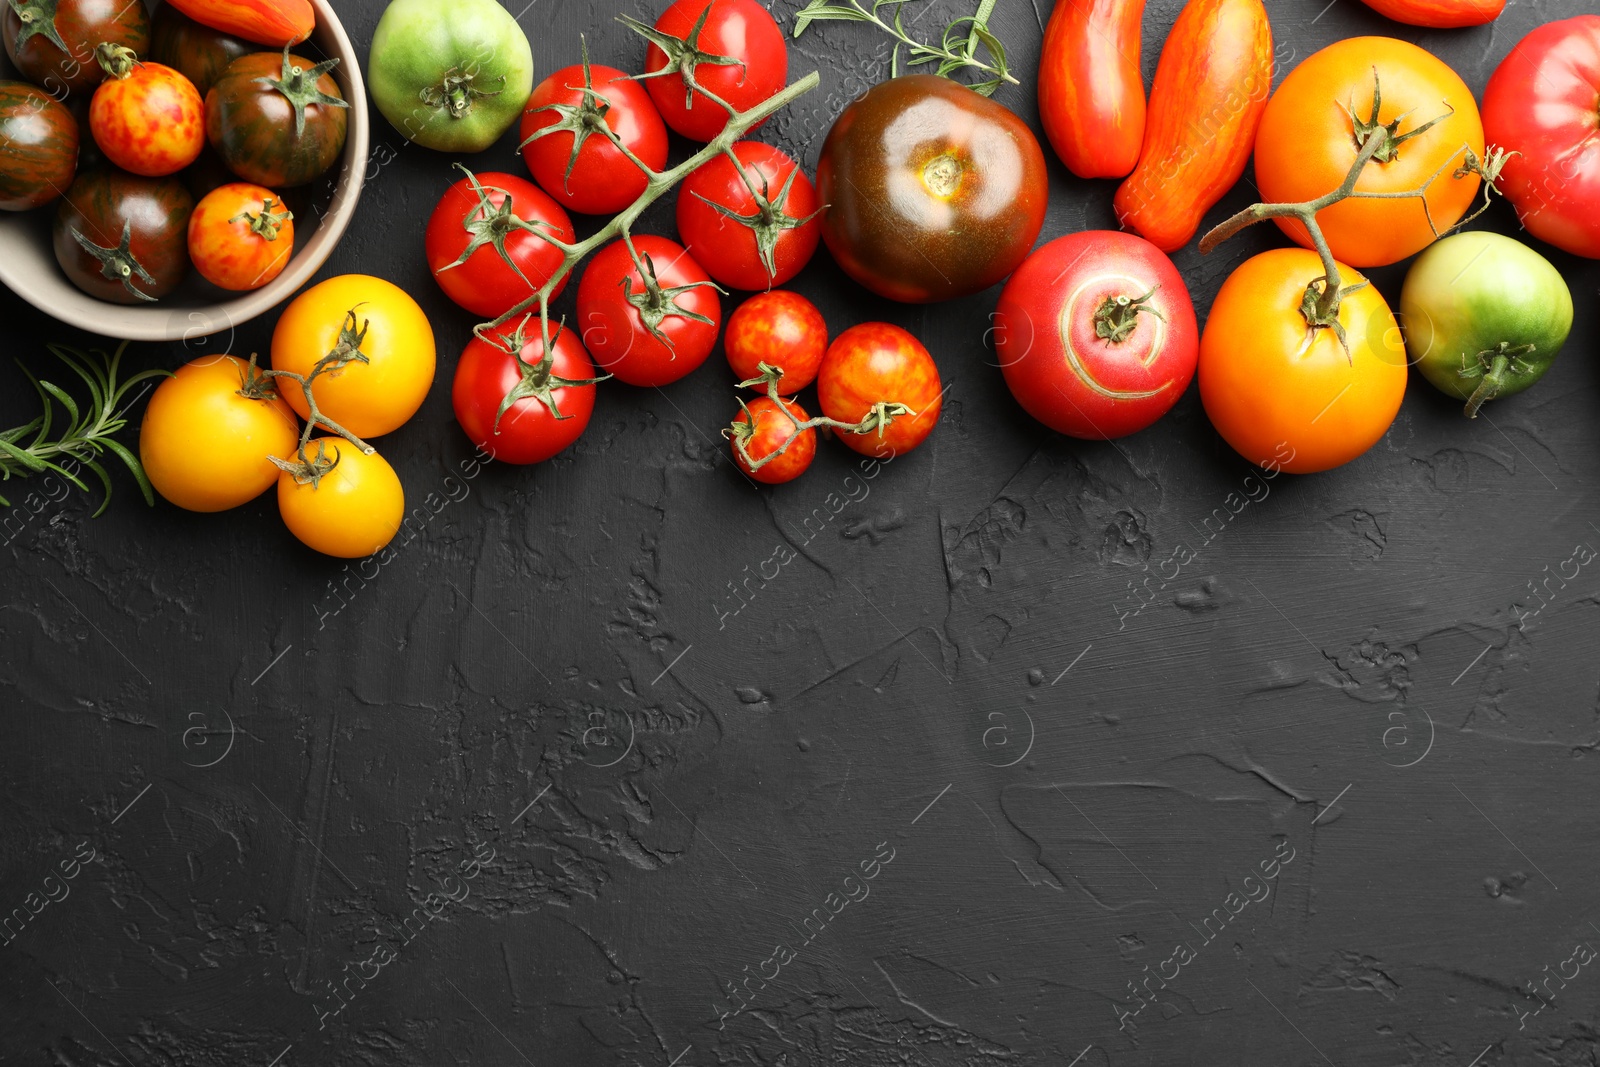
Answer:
[575, 235, 722, 387]
[1481, 16, 1600, 259]
[993, 231, 1197, 440]
[519, 61, 668, 216]
[452, 321, 599, 465]
[635, 0, 786, 142]
[817, 323, 943, 458]
[425, 170, 575, 319]
[677, 141, 822, 291]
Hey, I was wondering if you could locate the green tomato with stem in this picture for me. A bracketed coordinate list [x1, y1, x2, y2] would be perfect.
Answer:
[367, 0, 533, 153]
[1401, 231, 1573, 418]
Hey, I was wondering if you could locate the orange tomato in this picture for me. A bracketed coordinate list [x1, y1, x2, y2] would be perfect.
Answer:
[277, 438, 405, 558]
[1254, 37, 1484, 268]
[140, 354, 300, 512]
[89, 57, 205, 177]
[270, 274, 436, 438]
[188, 182, 294, 291]
[1198, 249, 1406, 474]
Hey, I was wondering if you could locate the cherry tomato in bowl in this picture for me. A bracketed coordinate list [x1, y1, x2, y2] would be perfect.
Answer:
[188, 181, 294, 290]
[677, 141, 822, 291]
[728, 395, 817, 484]
[817, 323, 943, 458]
[519, 61, 668, 216]
[993, 230, 1197, 440]
[576, 235, 722, 387]
[725, 290, 827, 393]
[425, 169, 575, 318]
[452, 321, 600, 465]
[636, 0, 786, 142]
[89, 50, 205, 177]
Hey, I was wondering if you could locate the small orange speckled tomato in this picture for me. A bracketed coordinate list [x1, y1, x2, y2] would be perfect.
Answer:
[141, 354, 300, 512]
[277, 438, 405, 558]
[724, 290, 827, 393]
[729, 395, 817, 484]
[817, 323, 943, 458]
[188, 182, 294, 290]
[271, 275, 436, 438]
[89, 50, 205, 176]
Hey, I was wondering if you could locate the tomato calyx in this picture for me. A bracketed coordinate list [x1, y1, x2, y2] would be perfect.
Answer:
[229, 197, 293, 241]
[1093, 286, 1165, 344]
[438, 165, 565, 286]
[619, 245, 724, 349]
[68, 220, 159, 303]
[620, 6, 745, 111]
[490, 314, 609, 429]
[263, 46, 349, 138]
[420, 63, 506, 122]
[233, 352, 282, 402]
[521, 39, 653, 191]
[8, 0, 68, 53]
[1347, 71, 1454, 164]
[93, 42, 139, 80]
[1460, 340, 1539, 419]
[691, 155, 825, 286]
[734, 361, 787, 393]
[724, 378, 915, 471]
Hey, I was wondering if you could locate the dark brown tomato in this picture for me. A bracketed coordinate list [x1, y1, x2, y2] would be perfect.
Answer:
[3, 0, 151, 99]
[815, 74, 1048, 304]
[206, 51, 348, 188]
[53, 167, 193, 302]
[151, 4, 252, 98]
[0, 80, 78, 209]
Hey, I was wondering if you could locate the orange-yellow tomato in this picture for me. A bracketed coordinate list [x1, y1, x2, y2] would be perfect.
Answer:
[1254, 37, 1483, 268]
[140, 354, 300, 512]
[270, 275, 436, 438]
[1198, 248, 1406, 474]
[188, 182, 294, 291]
[89, 60, 205, 177]
[276, 438, 404, 558]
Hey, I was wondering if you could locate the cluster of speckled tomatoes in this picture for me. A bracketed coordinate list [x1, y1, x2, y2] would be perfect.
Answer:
[0, 0, 345, 301]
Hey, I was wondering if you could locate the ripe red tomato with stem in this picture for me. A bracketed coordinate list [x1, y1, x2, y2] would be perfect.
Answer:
[576, 235, 723, 387]
[519, 50, 668, 216]
[993, 231, 1198, 440]
[89, 48, 205, 176]
[817, 323, 943, 458]
[677, 140, 822, 291]
[725, 290, 827, 393]
[727, 395, 817, 484]
[425, 167, 575, 318]
[625, 0, 787, 142]
[452, 317, 606, 465]
[188, 181, 294, 290]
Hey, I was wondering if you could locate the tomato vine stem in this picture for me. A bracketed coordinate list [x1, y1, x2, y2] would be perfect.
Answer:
[724, 368, 914, 471]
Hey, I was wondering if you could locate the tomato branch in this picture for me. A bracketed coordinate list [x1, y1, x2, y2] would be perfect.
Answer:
[724, 368, 914, 471]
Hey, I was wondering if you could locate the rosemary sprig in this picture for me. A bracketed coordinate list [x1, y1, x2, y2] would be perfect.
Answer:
[792, 0, 1016, 96]
[0, 342, 168, 517]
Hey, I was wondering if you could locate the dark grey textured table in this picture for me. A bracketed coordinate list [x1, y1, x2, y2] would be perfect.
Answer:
[3, 0, 1598, 1063]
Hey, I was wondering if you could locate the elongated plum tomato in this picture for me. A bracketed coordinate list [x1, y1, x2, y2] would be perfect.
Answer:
[188, 181, 294, 290]
[1481, 16, 1600, 260]
[724, 290, 827, 393]
[1199, 249, 1406, 474]
[817, 323, 943, 458]
[141, 354, 300, 512]
[639, 0, 786, 142]
[89, 52, 205, 177]
[519, 62, 667, 215]
[270, 275, 436, 438]
[424, 170, 574, 318]
[1254, 37, 1483, 268]
[165, 0, 313, 48]
[576, 235, 721, 387]
[277, 439, 405, 558]
[994, 231, 1197, 440]
[0, 82, 78, 210]
[730, 396, 816, 484]
[1037, 0, 1146, 179]
[817, 75, 1048, 304]
[452, 323, 598, 465]
[676, 141, 822, 291]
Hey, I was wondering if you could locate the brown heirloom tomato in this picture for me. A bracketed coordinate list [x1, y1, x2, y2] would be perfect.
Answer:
[151, 4, 253, 98]
[53, 167, 193, 302]
[816, 75, 1048, 304]
[206, 50, 348, 188]
[0, 81, 78, 210]
[3, 0, 150, 98]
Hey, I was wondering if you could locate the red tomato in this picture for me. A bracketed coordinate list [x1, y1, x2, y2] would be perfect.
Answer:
[1482, 16, 1600, 259]
[725, 290, 827, 393]
[425, 170, 575, 319]
[817, 323, 943, 458]
[993, 231, 1198, 440]
[520, 61, 668, 216]
[452, 321, 599, 465]
[729, 395, 817, 484]
[1037, 0, 1146, 179]
[677, 141, 822, 291]
[187, 181, 294, 290]
[576, 235, 722, 387]
[637, 0, 787, 142]
[89, 55, 204, 176]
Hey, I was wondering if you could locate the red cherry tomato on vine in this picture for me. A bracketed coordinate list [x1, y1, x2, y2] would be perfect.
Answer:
[90, 55, 204, 176]
[677, 141, 822, 291]
[519, 61, 668, 216]
[452, 322, 599, 465]
[639, 0, 787, 142]
[817, 323, 943, 459]
[730, 395, 817, 484]
[993, 231, 1198, 440]
[425, 170, 575, 319]
[725, 290, 827, 393]
[576, 235, 722, 388]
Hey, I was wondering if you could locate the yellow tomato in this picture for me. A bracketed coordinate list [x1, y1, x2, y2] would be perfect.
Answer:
[277, 438, 405, 558]
[140, 354, 300, 512]
[270, 274, 436, 438]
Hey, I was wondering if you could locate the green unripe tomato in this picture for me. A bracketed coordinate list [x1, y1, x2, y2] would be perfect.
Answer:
[367, 0, 533, 153]
[1401, 231, 1573, 418]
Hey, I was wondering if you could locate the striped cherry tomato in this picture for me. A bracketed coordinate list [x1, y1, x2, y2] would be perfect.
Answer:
[89, 50, 204, 176]
[188, 181, 294, 290]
